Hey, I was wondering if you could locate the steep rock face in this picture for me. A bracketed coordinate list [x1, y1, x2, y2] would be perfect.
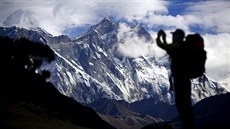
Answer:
[0, 18, 227, 105]
[87, 98, 162, 129]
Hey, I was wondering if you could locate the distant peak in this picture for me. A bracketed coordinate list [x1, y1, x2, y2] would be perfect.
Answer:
[30, 27, 53, 37]
[88, 17, 117, 36]
[103, 16, 110, 21]
[98, 17, 115, 26]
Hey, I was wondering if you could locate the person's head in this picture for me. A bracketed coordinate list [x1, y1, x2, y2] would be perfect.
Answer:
[171, 29, 185, 43]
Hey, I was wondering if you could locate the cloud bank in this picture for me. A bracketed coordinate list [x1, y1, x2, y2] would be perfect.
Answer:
[115, 23, 154, 58]
[1, 0, 229, 34]
[0, 0, 168, 36]
[203, 33, 230, 80]
[115, 23, 170, 62]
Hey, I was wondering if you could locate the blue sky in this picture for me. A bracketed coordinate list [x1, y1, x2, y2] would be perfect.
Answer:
[0, 0, 229, 81]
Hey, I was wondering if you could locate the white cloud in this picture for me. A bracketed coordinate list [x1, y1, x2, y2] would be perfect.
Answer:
[0, 0, 169, 36]
[142, 14, 191, 32]
[184, 0, 230, 33]
[141, 0, 230, 34]
[115, 23, 155, 58]
[1, 0, 229, 34]
[115, 23, 171, 63]
[203, 33, 230, 80]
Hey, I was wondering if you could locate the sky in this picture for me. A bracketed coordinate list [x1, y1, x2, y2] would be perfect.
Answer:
[0, 0, 229, 81]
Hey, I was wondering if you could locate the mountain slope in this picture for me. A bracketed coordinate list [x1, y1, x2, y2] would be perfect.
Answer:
[87, 98, 162, 129]
[0, 36, 115, 129]
[193, 92, 230, 129]
[0, 97, 95, 129]
[168, 93, 230, 129]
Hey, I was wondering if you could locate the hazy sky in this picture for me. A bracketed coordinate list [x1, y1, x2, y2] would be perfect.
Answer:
[0, 0, 229, 81]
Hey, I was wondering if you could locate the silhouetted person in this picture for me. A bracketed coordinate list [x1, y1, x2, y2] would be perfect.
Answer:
[156, 29, 196, 129]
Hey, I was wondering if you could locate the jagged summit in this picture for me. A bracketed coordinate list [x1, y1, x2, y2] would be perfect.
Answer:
[131, 23, 153, 42]
[94, 17, 117, 35]
[84, 17, 117, 37]
[0, 26, 51, 43]
[0, 26, 72, 44]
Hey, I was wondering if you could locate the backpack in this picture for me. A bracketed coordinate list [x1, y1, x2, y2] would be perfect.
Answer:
[183, 33, 207, 79]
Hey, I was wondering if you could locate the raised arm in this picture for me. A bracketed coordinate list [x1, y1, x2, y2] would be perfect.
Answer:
[156, 30, 168, 49]
[156, 30, 178, 55]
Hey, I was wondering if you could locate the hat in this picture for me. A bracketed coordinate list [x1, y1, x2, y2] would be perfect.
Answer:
[170, 29, 185, 37]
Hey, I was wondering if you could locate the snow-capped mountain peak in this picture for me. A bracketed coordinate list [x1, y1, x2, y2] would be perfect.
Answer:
[93, 17, 117, 36]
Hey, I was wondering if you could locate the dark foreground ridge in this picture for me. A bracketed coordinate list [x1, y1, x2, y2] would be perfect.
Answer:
[141, 92, 230, 129]
[0, 36, 116, 129]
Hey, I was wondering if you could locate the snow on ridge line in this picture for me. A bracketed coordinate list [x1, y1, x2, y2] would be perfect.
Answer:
[51, 48, 119, 102]
[52, 48, 91, 84]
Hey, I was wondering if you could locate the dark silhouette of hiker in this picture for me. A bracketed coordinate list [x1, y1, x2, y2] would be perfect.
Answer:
[156, 29, 196, 129]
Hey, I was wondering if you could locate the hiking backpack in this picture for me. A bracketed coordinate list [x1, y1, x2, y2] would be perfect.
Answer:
[183, 33, 207, 79]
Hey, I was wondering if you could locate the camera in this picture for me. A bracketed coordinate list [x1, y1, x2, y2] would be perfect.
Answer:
[158, 30, 165, 36]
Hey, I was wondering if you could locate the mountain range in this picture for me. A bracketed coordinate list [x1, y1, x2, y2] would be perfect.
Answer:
[0, 18, 227, 104]
[0, 17, 229, 129]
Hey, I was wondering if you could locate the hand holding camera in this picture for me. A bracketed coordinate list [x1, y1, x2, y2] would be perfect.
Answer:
[157, 29, 166, 40]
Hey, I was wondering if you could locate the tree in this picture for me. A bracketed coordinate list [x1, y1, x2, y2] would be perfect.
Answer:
[0, 36, 55, 80]
[0, 36, 55, 97]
